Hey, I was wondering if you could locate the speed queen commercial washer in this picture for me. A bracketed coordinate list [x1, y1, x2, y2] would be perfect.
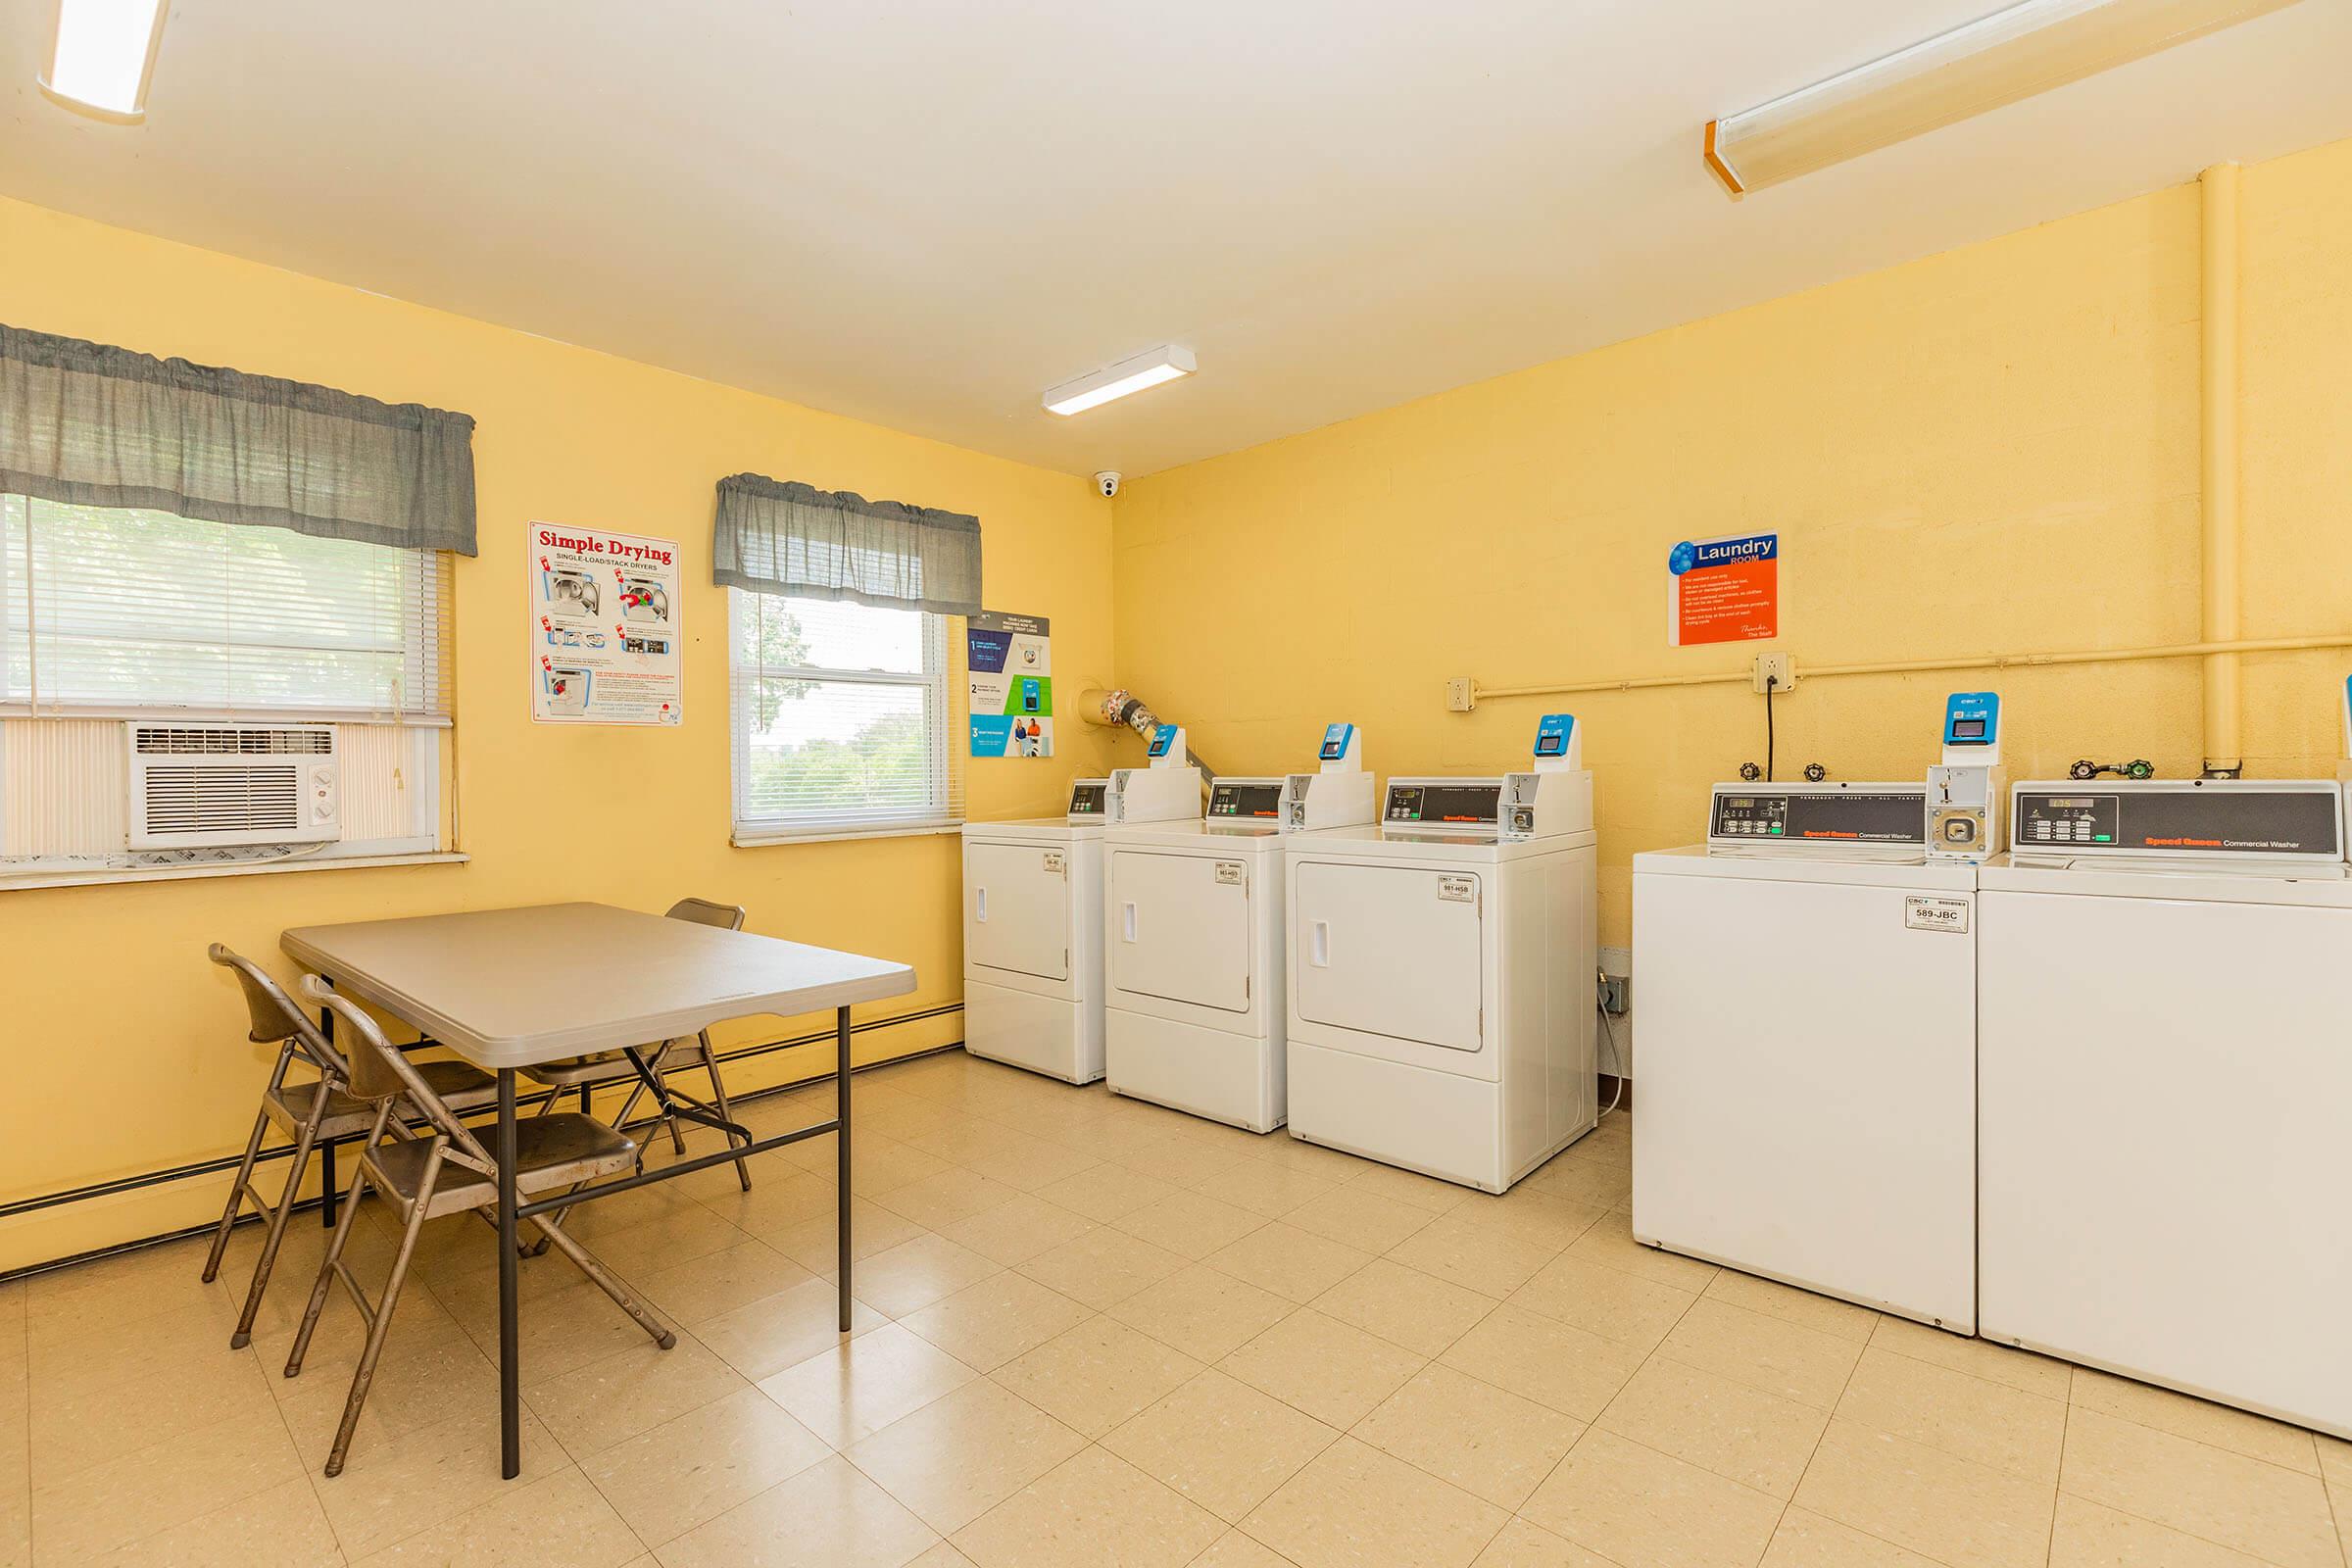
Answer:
[1979, 773, 2352, 1437]
[1631, 695, 2001, 1332]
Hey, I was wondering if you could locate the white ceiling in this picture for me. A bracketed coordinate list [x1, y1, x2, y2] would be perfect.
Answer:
[3, 2, 2349, 479]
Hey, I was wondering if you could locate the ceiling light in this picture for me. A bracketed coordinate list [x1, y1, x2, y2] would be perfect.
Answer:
[1043, 345, 1197, 416]
[1704, 0, 2302, 196]
[39, 0, 169, 122]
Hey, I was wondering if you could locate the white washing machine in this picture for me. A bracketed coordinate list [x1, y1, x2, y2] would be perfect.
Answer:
[1104, 724, 1376, 1132]
[1633, 694, 2000, 1333]
[1284, 714, 1596, 1192]
[1979, 775, 2352, 1439]
[961, 731, 1200, 1083]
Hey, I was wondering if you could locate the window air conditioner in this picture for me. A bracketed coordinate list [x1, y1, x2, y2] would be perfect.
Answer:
[125, 723, 343, 849]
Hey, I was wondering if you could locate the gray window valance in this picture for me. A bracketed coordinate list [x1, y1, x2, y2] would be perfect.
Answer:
[0, 323, 477, 556]
[713, 473, 981, 616]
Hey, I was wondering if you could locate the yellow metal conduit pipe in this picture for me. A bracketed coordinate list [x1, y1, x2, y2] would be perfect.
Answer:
[1471, 635, 2352, 704]
[2201, 162, 2244, 777]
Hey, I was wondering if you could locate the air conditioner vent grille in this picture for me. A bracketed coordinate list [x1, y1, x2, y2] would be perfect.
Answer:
[132, 726, 334, 757]
[139, 764, 304, 837]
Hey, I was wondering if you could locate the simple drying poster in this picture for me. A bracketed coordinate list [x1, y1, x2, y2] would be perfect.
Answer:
[529, 523, 684, 724]
[967, 612, 1053, 758]
[1668, 531, 1779, 646]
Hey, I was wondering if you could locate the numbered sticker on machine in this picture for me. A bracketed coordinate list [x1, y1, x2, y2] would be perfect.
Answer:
[1215, 861, 1244, 886]
[1438, 875, 1477, 903]
[1042, 851, 1065, 876]
[1903, 896, 1970, 933]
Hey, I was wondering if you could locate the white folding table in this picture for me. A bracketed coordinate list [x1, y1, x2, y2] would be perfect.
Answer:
[282, 902, 916, 1477]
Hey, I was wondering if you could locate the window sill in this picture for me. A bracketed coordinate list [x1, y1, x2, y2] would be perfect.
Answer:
[733, 821, 963, 849]
[0, 850, 469, 893]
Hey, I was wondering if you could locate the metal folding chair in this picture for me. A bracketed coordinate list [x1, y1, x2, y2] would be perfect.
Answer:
[200, 945, 497, 1349]
[522, 898, 757, 1191]
[287, 975, 675, 1477]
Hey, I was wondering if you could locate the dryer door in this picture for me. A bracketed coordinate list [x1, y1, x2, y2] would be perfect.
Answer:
[1295, 861, 1482, 1051]
[965, 841, 1072, 982]
[1109, 849, 1252, 1012]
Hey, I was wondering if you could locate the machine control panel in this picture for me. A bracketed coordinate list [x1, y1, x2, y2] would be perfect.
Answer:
[1385, 782, 1501, 827]
[2014, 794, 2117, 847]
[1208, 781, 1286, 820]
[2013, 784, 2344, 858]
[1066, 780, 1107, 817]
[1708, 787, 1928, 846]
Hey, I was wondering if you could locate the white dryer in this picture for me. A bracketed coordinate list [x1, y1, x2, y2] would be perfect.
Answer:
[1634, 694, 2000, 1333]
[1105, 724, 1376, 1132]
[1284, 714, 1596, 1192]
[1979, 775, 2352, 1439]
[961, 732, 1200, 1083]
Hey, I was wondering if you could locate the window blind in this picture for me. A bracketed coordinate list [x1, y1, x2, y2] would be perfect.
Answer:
[0, 495, 451, 720]
[729, 590, 961, 836]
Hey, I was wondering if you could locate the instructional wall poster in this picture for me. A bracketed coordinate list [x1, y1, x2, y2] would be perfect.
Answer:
[1668, 531, 1780, 646]
[528, 523, 684, 724]
[967, 612, 1054, 758]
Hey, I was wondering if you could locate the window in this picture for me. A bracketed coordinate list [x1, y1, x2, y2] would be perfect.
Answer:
[1, 495, 450, 871]
[728, 590, 960, 840]
[2, 496, 449, 717]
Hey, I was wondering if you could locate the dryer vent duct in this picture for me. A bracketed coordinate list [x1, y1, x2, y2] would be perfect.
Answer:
[1080, 687, 1217, 783]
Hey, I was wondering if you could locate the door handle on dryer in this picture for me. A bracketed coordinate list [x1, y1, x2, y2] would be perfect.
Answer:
[975, 887, 987, 922]
[1309, 920, 1330, 967]
[1121, 902, 1138, 943]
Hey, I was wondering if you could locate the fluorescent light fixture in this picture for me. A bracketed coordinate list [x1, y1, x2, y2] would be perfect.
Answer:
[39, 0, 169, 122]
[1043, 344, 1197, 416]
[1704, 0, 2303, 196]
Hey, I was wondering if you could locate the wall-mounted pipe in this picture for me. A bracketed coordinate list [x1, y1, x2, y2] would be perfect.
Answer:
[1471, 634, 2352, 704]
[1078, 686, 1218, 782]
[2201, 162, 2244, 777]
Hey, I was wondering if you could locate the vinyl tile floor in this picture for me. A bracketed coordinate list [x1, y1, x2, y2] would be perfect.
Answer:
[3, 1051, 2346, 1567]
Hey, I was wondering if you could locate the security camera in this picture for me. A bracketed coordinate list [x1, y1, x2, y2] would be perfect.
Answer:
[1094, 470, 1122, 499]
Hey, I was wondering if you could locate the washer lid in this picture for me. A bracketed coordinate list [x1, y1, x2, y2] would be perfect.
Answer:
[1980, 852, 2352, 906]
[1635, 845, 1975, 890]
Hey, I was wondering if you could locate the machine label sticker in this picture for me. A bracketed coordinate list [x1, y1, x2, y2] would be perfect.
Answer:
[529, 523, 683, 725]
[967, 612, 1054, 758]
[1215, 862, 1244, 885]
[1042, 851, 1065, 875]
[1668, 531, 1779, 647]
[1903, 896, 1970, 933]
[1438, 874, 1477, 903]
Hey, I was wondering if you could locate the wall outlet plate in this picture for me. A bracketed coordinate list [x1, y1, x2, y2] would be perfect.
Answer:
[1752, 653, 1794, 694]
[1446, 677, 1476, 712]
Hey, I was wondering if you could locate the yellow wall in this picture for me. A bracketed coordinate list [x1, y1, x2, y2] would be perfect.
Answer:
[0, 195, 1115, 1272]
[1114, 137, 2352, 956]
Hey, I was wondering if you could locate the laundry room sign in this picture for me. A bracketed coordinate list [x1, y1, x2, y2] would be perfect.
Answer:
[968, 612, 1054, 758]
[1667, 531, 1780, 646]
[528, 523, 684, 724]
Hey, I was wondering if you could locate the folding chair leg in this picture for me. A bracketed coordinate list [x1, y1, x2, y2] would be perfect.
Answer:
[707, 1057, 753, 1192]
[201, 1105, 272, 1284]
[529, 1211, 675, 1351]
[228, 1107, 325, 1349]
[318, 1140, 338, 1230]
[323, 1148, 437, 1479]
[286, 1106, 390, 1379]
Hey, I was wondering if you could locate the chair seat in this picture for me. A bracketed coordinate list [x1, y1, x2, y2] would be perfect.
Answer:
[365, 1114, 640, 1220]
[265, 1059, 499, 1140]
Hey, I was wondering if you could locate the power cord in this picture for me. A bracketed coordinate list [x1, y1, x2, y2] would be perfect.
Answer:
[1594, 966, 1626, 1119]
[1763, 674, 1779, 782]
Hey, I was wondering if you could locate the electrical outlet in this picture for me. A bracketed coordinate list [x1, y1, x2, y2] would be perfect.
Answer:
[1446, 677, 1476, 712]
[1752, 653, 1794, 694]
[1598, 973, 1630, 1015]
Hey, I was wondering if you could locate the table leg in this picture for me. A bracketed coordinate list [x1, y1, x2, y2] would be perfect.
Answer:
[836, 1005, 852, 1333]
[496, 1068, 520, 1479]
